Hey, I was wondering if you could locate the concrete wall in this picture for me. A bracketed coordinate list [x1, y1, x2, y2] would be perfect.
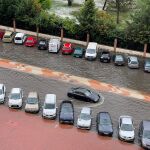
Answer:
[0, 25, 150, 58]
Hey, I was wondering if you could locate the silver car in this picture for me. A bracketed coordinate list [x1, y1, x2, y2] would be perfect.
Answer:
[144, 59, 150, 73]
[127, 56, 139, 69]
[118, 116, 135, 142]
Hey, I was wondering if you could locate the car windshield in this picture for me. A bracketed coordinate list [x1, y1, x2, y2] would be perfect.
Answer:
[44, 103, 55, 109]
[87, 49, 95, 54]
[0, 89, 3, 95]
[27, 98, 38, 104]
[39, 41, 46, 45]
[15, 37, 21, 40]
[84, 90, 91, 97]
[26, 40, 33, 43]
[116, 56, 123, 61]
[143, 130, 150, 139]
[4, 35, 10, 38]
[145, 62, 150, 67]
[62, 105, 72, 114]
[100, 118, 111, 125]
[75, 49, 81, 54]
[10, 93, 21, 99]
[80, 113, 91, 120]
[121, 124, 133, 131]
[131, 61, 138, 64]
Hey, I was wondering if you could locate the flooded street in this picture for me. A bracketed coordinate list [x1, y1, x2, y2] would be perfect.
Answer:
[0, 42, 150, 148]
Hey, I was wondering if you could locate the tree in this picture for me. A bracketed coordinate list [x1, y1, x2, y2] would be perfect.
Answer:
[102, 0, 108, 10]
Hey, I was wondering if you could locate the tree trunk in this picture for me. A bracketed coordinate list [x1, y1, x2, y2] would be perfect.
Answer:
[102, 0, 107, 10]
[36, 26, 39, 41]
[68, 0, 72, 6]
[13, 18, 16, 33]
[116, 0, 120, 24]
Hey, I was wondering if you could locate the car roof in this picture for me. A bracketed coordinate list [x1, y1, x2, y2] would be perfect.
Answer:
[120, 116, 132, 124]
[11, 88, 21, 93]
[0, 84, 4, 89]
[15, 32, 25, 37]
[64, 43, 71, 48]
[81, 107, 91, 114]
[143, 120, 150, 130]
[28, 92, 38, 98]
[45, 94, 56, 104]
[27, 36, 34, 40]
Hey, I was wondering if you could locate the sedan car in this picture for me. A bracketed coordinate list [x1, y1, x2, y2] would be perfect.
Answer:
[100, 50, 111, 63]
[114, 54, 125, 66]
[97, 112, 113, 136]
[8, 88, 23, 108]
[59, 100, 74, 124]
[62, 42, 74, 54]
[25, 92, 40, 113]
[0, 84, 6, 103]
[118, 116, 135, 142]
[67, 87, 100, 103]
[73, 47, 84, 58]
[144, 59, 150, 73]
[25, 36, 37, 47]
[77, 107, 92, 130]
[38, 39, 48, 50]
[127, 56, 139, 69]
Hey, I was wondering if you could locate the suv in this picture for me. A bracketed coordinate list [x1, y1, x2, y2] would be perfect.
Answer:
[100, 50, 111, 63]
[8, 88, 23, 108]
[97, 112, 113, 136]
[139, 120, 150, 149]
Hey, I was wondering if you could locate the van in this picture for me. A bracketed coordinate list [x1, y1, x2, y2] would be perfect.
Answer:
[2, 31, 14, 43]
[85, 42, 98, 60]
[48, 38, 61, 53]
[42, 94, 57, 119]
[14, 32, 27, 44]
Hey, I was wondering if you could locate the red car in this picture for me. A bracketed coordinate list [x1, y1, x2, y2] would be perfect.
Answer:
[62, 43, 74, 54]
[0, 31, 5, 40]
[25, 36, 37, 47]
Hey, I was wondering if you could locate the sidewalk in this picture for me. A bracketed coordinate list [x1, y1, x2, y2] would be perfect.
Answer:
[0, 25, 150, 58]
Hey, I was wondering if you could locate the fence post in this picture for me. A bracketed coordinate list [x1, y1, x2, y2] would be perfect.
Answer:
[86, 32, 90, 46]
[114, 38, 117, 53]
[13, 18, 16, 33]
[143, 43, 147, 58]
[36, 26, 39, 41]
[61, 27, 64, 42]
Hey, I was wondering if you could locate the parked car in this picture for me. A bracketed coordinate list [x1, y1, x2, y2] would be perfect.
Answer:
[2, 31, 14, 43]
[14, 32, 27, 44]
[73, 47, 84, 58]
[139, 120, 150, 149]
[97, 112, 113, 136]
[0, 84, 6, 103]
[8, 88, 23, 108]
[42, 94, 57, 119]
[85, 42, 97, 60]
[25, 92, 40, 113]
[48, 38, 61, 53]
[100, 50, 111, 63]
[118, 116, 135, 142]
[59, 100, 74, 124]
[114, 54, 125, 66]
[127, 56, 139, 69]
[24, 36, 37, 47]
[62, 42, 74, 54]
[77, 107, 92, 130]
[37, 39, 48, 50]
[0, 31, 5, 40]
[67, 87, 100, 103]
[144, 59, 150, 73]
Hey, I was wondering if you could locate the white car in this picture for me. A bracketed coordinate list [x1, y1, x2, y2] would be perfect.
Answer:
[8, 88, 23, 108]
[48, 38, 61, 53]
[14, 32, 27, 44]
[42, 94, 57, 119]
[77, 107, 92, 130]
[0, 84, 6, 103]
[127, 56, 139, 69]
[118, 116, 135, 142]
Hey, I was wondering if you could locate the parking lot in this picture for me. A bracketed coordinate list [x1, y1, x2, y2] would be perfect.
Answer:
[0, 42, 150, 149]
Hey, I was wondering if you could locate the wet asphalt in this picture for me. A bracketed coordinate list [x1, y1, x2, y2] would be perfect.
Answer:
[0, 42, 150, 146]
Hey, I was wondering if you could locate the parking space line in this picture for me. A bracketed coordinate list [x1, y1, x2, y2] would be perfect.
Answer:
[0, 58, 149, 102]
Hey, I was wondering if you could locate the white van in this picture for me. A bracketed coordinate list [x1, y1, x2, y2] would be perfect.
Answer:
[42, 94, 57, 119]
[14, 32, 27, 44]
[85, 42, 98, 60]
[48, 38, 61, 53]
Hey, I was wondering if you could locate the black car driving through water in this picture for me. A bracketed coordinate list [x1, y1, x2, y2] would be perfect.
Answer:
[67, 87, 100, 103]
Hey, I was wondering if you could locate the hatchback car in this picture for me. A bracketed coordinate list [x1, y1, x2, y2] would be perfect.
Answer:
[25, 92, 40, 113]
[97, 112, 113, 136]
[14, 32, 27, 44]
[25, 36, 37, 47]
[73, 47, 84, 58]
[127, 56, 139, 69]
[139, 120, 150, 149]
[38, 39, 48, 50]
[0, 84, 6, 103]
[8, 88, 23, 108]
[100, 50, 111, 63]
[114, 54, 125, 66]
[67, 87, 100, 103]
[62, 43, 74, 54]
[59, 100, 74, 124]
[77, 107, 92, 130]
[2, 31, 14, 43]
[118, 116, 135, 142]
[42, 94, 57, 119]
[144, 59, 150, 73]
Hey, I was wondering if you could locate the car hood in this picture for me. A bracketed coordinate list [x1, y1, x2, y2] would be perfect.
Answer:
[99, 124, 113, 133]
[119, 130, 134, 137]
[77, 119, 91, 126]
[43, 109, 56, 115]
